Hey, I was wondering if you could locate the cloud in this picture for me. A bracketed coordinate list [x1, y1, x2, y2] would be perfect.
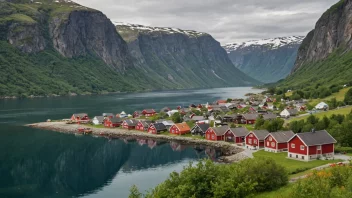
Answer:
[74, 0, 339, 44]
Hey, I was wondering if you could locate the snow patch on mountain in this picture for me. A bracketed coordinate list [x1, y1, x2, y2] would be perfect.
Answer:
[114, 22, 206, 37]
[223, 36, 305, 52]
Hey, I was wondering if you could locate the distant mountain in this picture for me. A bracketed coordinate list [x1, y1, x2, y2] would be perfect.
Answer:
[279, 0, 352, 90]
[223, 36, 304, 83]
[0, 1, 258, 98]
[115, 22, 260, 89]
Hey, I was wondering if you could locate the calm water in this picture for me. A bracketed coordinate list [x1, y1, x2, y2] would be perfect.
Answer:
[0, 87, 261, 198]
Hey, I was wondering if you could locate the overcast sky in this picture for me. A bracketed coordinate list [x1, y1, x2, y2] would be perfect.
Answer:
[75, 0, 339, 44]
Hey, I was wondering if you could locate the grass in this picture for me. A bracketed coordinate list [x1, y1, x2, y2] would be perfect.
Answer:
[0, 13, 36, 24]
[237, 124, 255, 131]
[253, 183, 293, 198]
[287, 106, 352, 123]
[308, 87, 350, 107]
[253, 150, 342, 174]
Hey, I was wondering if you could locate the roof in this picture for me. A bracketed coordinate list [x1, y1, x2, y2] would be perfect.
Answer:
[143, 109, 156, 113]
[262, 114, 277, 120]
[124, 119, 138, 126]
[222, 114, 238, 119]
[210, 126, 229, 136]
[141, 120, 152, 127]
[287, 109, 298, 115]
[93, 116, 105, 122]
[153, 123, 167, 131]
[196, 123, 210, 132]
[102, 113, 114, 117]
[242, 113, 259, 120]
[192, 116, 205, 121]
[162, 120, 175, 126]
[73, 113, 88, 117]
[251, 130, 270, 140]
[109, 117, 123, 123]
[294, 130, 337, 146]
[268, 131, 295, 143]
[174, 123, 191, 132]
[230, 127, 249, 137]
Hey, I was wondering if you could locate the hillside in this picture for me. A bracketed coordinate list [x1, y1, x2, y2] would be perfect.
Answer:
[115, 22, 260, 89]
[0, 1, 259, 98]
[223, 36, 304, 83]
[279, 0, 352, 90]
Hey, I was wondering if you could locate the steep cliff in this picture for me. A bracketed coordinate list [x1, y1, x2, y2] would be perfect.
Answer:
[223, 36, 304, 83]
[280, 0, 352, 89]
[116, 23, 259, 88]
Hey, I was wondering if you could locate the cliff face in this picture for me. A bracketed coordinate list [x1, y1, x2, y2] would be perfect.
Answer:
[292, 0, 352, 72]
[116, 23, 259, 88]
[223, 36, 304, 83]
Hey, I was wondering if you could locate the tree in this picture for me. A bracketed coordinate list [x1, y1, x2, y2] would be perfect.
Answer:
[129, 185, 142, 198]
[344, 88, 352, 105]
[226, 98, 232, 103]
[171, 112, 182, 123]
[255, 116, 265, 129]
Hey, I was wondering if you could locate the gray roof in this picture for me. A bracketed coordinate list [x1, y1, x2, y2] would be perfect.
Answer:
[192, 116, 205, 121]
[251, 130, 270, 140]
[230, 127, 249, 137]
[197, 123, 210, 132]
[211, 126, 229, 136]
[269, 131, 295, 143]
[141, 121, 152, 127]
[110, 117, 123, 123]
[153, 123, 167, 131]
[103, 113, 114, 117]
[94, 116, 105, 123]
[73, 113, 88, 118]
[263, 114, 277, 120]
[287, 109, 298, 115]
[242, 113, 259, 120]
[162, 120, 175, 126]
[124, 119, 138, 126]
[296, 130, 337, 146]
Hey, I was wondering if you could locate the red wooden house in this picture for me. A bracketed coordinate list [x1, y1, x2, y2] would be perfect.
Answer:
[264, 131, 295, 153]
[205, 126, 228, 141]
[135, 120, 152, 131]
[287, 130, 336, 161]
[169, 123, 191, 135]
[133, 111, 142, 118]
[70, 113, 89, 121]
[242, 113, 258, 124]
[104, 117, 123, 128]
[122, 119, 138, 130]
[224, 127, 249, 144]
[148, 123, 167, 134]
[142, 109, 156, 117]
[245, 130, 269, 150]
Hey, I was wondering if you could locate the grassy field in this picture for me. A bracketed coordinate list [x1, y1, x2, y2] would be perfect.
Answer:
[237, 124, 255, 130]
[254, 183, 293, 198]
[308, 87, 350, 106]
[253, 150, 342, 174]
[287, 106, 352, 123]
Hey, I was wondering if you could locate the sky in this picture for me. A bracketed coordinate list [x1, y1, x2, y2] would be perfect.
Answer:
[74, 0, 339, 44]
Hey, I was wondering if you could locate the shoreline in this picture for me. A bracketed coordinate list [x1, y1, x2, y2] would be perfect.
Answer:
[26, 122, 246, 163]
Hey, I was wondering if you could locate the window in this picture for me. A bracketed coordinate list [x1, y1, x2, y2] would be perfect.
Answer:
[248, 139, 252, 144]
[302, 156, 305, 160]
[249, 134, 253, 137]
[296, 155, 298, 158]
[317, 145, 321, 150]
[300, 145, 305, 150]
[206, 134, 210, 139]
[289, 154, 292, 157]
[291, 143, 295, 148]
[212, 135, 215, 139]
[267, 141, 269, 146]
[269, 137, 272, 141]
[271, 142, 275, 147]
[254, 139, 257, 144]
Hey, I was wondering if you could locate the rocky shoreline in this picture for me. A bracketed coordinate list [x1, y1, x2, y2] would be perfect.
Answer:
[26, 122, 246, 163]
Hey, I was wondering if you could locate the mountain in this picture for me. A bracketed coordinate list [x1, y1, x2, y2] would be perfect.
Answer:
[0, 1, 258, 98]
[279, 0, 352, 90]
[223, 36, 304, 83]
[115, 22, 260, 89]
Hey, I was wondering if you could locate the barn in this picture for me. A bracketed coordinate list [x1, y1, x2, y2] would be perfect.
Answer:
[224, 127, 249, 144]
[287, 130, 336, 161]
[245, 130, 269, 150]
[142, 109, 156, 117]
[264, 131, 295, 153]
[205, 126, 228, 141]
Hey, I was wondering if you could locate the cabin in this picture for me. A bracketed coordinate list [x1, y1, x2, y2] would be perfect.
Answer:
[148, 123, 167, 134]
[70, 113, 89, 121]
[135, 120, 152, 131]
[245, 130, 270, 150]
[219, 114, 238, 123]
[104, 117, 123, 128]
[190, 123, 210, 136]
[280, 109, 298, 118]
[264, 131, 295, 153]
[205, 126, 228, 141]
[122, 119, 138, 130]
[191, 115, 205, 122]
[133, 111, 142, 118]
[118, 111, 128, 118]
[92, 116, 105, 125]
[315, 102, 329, 110]
[169, 123, 191, 135]
[142, 109, 156, 117]
[102, 113, 114, 118]
[287, 130, 337, 161]
[242, 113, 259, 124]
[224, 127, 249, 144]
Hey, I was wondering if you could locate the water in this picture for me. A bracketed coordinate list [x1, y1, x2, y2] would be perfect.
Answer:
[0, 87, 261, 198]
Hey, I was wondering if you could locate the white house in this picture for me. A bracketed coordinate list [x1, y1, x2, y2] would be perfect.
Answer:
[315, 102, 329, 110]
[167, 110, 179, 117]
[92, 116, 105, 125]
[280, 109, 298, 118]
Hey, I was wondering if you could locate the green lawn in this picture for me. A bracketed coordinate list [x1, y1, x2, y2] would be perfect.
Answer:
[253, 183, 293, 198]
[253, 150, 342, 174]
[237, 124, 255, 131]
[288, 106, 352, 123]
[308, 87, 350, 107]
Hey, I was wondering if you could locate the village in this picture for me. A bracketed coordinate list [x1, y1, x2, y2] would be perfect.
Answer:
[66, 93, 339, 162]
